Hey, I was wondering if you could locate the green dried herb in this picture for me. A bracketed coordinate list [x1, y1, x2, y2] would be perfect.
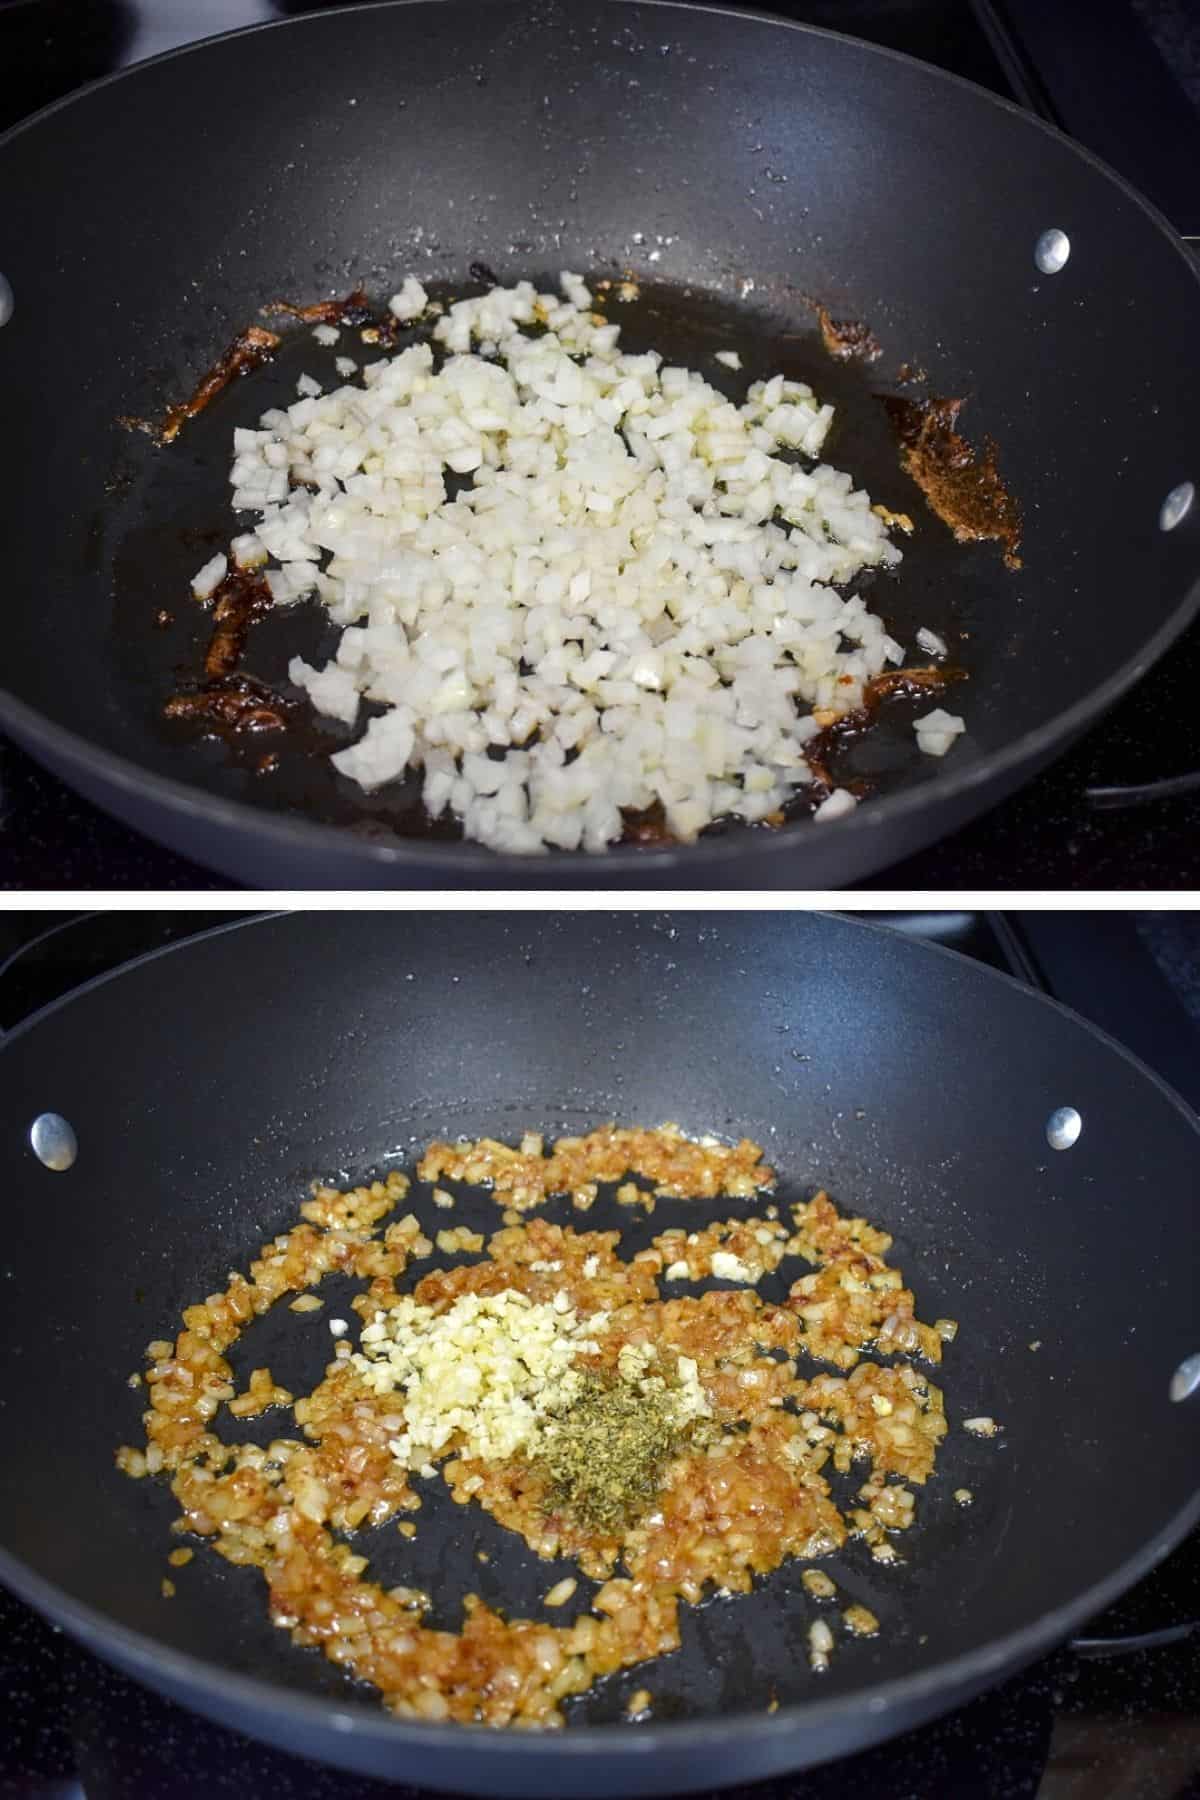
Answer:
[533, 1372, 686, 1534]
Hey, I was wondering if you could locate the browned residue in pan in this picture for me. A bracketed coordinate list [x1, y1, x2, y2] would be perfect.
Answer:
[200, 565, 275, 680]
[163, 566, 286, 740]
[130, 296, 368, 745]
[621, 665, 961, 841]
[882, 394, 1022, 570]
[124, 292, 375, 445]
[269, 283, 441, 349]
[864, 665, 959, 705]
[813, 304, 882, 363]
[803, 715, 867, 795]
[261, 288, 374, 327]
[121, 324, 281, 445]
[793, 298, 1018, 567]
[621, 799, 676, 847]
[164, 673, 292, 736]
[804, 666, 965, 793]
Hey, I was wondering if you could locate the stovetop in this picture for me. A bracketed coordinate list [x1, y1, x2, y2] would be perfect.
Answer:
[1, 908, 1199, 1797]
[1, 0, 1199, 889]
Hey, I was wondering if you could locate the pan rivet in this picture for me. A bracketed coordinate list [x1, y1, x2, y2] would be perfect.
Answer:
[1159, 482, 1194, 532]
[0, 273, 12, 327]
[1170, 1355, 1200, 1403]
[1034, 229, 1070, 274]
[1045, 1106, 1081, 1150]
[29, 1112, 78, 1171]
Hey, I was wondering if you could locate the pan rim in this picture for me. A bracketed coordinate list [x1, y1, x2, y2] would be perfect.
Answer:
[1, 907, 1199, 1761]
[1, 0, 1199, 881]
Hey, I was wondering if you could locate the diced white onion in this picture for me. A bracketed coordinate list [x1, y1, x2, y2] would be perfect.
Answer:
[212, 275, 958, 854]
[190, 553, 226, 599]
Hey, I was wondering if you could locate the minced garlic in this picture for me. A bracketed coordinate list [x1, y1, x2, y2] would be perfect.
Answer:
[808, 1618, 833, 1671]
[352, 1288, 604, 1469]
[711, 1250, 754, 1283]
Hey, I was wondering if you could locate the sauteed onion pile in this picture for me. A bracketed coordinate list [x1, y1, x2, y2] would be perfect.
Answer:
[119, 1126, 992, 1725]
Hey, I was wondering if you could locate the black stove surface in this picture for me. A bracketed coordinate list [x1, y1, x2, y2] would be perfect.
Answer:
[1, 0, 1199, 890]
[0, 909, 1199, 1798]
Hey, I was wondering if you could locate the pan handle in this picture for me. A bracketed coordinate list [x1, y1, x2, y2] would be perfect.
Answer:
[1069, 1620, 1199, 1658]
[1085, 771, 1200, 809]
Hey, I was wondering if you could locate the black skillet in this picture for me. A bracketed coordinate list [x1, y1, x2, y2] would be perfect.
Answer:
[0, 911, 1198, 1791]
[0, 0, 1198, 889]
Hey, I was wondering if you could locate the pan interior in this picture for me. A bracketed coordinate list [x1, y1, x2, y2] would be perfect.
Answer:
[102, 276, 973, 846]
[1, 0, 1197, 864]
[93, 1162, 1027, 1726]
[1, 912, 1198, 1732]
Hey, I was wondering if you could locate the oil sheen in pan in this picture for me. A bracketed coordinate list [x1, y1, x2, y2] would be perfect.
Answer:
[106, 278, 969, 851]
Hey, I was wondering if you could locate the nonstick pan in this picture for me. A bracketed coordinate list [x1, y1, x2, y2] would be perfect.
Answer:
[1, 911, 1198, 1793]
[0, 2, 1198, 889]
